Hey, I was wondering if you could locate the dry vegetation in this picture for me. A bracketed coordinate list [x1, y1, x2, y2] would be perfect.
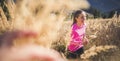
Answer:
[0, 0, 120, 61]
[56, 17, 120, 61]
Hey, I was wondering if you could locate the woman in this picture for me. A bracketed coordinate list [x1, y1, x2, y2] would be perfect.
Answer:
[67, 10, 88, 59]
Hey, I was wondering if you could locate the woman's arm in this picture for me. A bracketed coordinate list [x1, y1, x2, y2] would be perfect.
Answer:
[83, 36, 89, 45]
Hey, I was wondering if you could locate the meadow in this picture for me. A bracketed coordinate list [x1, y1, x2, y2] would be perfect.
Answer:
[0, 0, 120, 61]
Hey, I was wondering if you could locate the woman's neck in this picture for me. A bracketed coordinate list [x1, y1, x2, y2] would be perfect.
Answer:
[76, 22, 84, 27]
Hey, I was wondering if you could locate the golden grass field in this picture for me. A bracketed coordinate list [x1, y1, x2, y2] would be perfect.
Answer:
[0, 0, 120, 61]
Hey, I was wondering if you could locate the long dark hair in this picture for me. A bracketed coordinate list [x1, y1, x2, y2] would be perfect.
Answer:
[72, 10, 83, 25]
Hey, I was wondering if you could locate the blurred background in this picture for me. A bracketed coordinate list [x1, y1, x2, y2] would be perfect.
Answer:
[0, 0, 120, 61]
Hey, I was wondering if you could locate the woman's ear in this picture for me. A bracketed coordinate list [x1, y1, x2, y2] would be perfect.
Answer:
[75, 17, 78, 21]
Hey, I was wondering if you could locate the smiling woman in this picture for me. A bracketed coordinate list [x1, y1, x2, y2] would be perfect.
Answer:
[67, 10, 88, 59]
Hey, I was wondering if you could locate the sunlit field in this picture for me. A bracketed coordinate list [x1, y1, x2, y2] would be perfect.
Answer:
[59, 17, 120, 61]
[0, 0, 120, 61]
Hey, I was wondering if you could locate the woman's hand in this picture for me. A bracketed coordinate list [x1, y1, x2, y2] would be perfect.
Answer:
[83, 37, 89, 45]
[0, 30, 64, 61]
[0, 30, 37, 47]
[0, 44, 64, 61]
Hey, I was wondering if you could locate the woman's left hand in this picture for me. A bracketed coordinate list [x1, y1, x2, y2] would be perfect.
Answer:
[83, 37, 89, 45]
[0, 30, 64, 61]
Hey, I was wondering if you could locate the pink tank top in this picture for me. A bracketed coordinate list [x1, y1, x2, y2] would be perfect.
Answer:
[68, 23, 86, 52]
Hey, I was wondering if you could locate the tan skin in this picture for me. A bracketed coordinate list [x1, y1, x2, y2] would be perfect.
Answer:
[75, 11, 86, 27]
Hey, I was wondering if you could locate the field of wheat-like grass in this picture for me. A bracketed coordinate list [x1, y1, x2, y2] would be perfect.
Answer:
[0, 0, 120, 61]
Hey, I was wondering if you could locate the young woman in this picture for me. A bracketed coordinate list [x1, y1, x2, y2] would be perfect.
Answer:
[67, 10, 88, 59]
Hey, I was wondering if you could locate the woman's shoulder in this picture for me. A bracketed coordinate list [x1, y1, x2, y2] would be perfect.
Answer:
[71, 24, 77, 30]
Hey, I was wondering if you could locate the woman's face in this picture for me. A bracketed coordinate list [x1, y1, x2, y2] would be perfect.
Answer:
[76, 11, 86, 24]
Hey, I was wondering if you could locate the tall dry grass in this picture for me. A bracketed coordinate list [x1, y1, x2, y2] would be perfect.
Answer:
[0, 0, 89, 47]
[83, 16, 120, 61]
[0, 0, 90, 61]
[55, 16, 120, 61]
[0, 0, 120, 61]
[0, 8, 12, 35]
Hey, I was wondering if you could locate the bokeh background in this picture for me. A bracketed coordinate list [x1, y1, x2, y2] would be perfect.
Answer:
[0, 0, 120, 61]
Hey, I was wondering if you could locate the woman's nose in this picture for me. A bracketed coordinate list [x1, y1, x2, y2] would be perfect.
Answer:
[81, 16, 86, 21]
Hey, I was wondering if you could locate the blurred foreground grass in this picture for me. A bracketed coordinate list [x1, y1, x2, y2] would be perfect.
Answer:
[0, 0, 120, 61]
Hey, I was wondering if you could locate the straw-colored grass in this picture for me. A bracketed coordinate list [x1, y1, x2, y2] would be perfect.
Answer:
[54, 16, 120, 61]
[0, 0, 89, 61]
[0, 0, 120, 61]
